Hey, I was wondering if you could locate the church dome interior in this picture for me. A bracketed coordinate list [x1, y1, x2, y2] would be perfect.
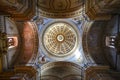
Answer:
[40, 20, 80, 61]
[0, 0, 120, 80]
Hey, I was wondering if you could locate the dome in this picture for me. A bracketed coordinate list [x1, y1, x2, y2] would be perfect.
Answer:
[38, 0, 83, 18]
[42, 21, 79, 60]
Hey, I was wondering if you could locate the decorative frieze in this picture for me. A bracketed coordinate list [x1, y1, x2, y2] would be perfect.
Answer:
[38, 0, 84, 18]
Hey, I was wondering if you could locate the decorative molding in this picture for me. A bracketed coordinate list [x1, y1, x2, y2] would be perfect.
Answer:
[85, 0, 111, 20]
[16, 22, 39, 65]
[38, 0, 84, 18]
[0, 66, 37, 79]
[39, 8, 83, 18]
[38, 0, 83, 12]
[41, 61, 83, 80]
[41, 61, 82, 71]
[85, 0, 120, 20]
[27, 22, 39, 65]
[82, 21, 94, 63]
[0, 0, 35, 21]
[0, 72, 15, 79]
[85, 66, 110, 80]
[0, 16, 8, 55]
[14, 66, 37, 78]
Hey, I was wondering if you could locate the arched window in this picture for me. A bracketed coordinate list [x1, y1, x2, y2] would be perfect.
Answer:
[7, 36, 18, 49]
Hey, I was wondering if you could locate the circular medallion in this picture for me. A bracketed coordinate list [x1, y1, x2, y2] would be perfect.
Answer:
[43, 22, 78, 57]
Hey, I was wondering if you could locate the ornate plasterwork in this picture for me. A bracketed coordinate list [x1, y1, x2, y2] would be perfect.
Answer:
[85, 0, 111, 20]
[85, 0, 120, 20]
[43, 22, 78, 58]
[85, 66, 110, 80]
[38, 0, 83, 18]
[41, 61, 82, 80]
[39, 8, 83, 18]
[0, 0, 35, 21]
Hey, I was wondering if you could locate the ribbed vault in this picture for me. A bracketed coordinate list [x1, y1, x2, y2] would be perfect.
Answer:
[43, 22, 78, 57]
